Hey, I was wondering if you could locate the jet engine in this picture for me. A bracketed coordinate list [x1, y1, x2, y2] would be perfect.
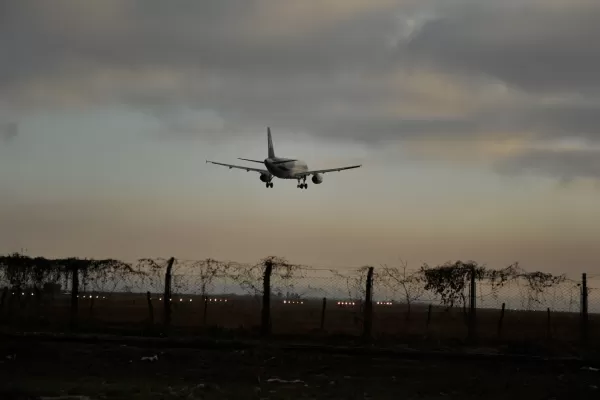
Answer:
[260, 173, 273, 182]
[312, 173, 323, 184]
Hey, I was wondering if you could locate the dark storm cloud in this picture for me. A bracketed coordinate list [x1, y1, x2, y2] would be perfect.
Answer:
[0, 0, 397, 86]
[405, 2, 600, 95]
[3, 1, 600, 181]
[0, 0, 409, 138]
[495, 148, 600, 182]
[399, 1, 600, 181]
[470, 102, 600, 142]
[518, 104, 600, 141]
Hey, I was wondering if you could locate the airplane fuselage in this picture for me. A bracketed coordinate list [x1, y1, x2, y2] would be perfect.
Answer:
[205, 126, 361, 189]
[264, 157, 309, 179]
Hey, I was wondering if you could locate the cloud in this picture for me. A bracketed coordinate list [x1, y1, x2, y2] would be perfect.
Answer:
[405, 2, 600, 95]
[1, 123, 18, 143]
[2, 1, 600, 181]
[494, 148, 600, 183]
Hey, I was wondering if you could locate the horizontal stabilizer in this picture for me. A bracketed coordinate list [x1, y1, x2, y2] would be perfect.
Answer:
[238, 158, 264, 164]
[206, 160, 269, 174]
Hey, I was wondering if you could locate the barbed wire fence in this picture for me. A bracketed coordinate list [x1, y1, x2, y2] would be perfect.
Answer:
[0, 253, 597, 346]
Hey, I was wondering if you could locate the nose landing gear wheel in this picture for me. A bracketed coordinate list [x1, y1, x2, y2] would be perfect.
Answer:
[266, 182, 273, 188]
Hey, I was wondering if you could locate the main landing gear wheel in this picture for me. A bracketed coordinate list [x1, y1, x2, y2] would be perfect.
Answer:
[266, 182, 273, 188]
[297, 176, 308, 189]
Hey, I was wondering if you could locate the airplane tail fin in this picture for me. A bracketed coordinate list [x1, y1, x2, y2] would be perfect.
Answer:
[267, 127, 275, 158]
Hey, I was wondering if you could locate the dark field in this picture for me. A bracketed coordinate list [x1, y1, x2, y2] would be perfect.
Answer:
[1, 335, 600, 399]
[3, 292, 599, 348]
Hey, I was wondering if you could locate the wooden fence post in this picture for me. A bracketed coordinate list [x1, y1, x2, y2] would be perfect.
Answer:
[320, 297, 327, 330]
[261, 259, 273, 337]
[363, 267, 374, 341]
[426, 304, 433, 331]
[546, 308, 552, 340]
[146, 291, 154, 325]
[203, 295, 209, 326]
[89, 292, 95, 318]
[0, 287, 7, 315]
[581, 273, 588, 345]
[497, 303, 505, 338]
[163, 257, 175, 331]
[34, 286, 42, 320]
[467, 265, 477, 342]
[70, 264, 79, 331]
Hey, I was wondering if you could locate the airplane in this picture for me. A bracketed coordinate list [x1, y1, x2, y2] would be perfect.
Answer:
[206, 127, 362, 189]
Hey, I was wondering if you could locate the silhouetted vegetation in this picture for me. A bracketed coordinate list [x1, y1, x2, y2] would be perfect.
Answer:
[0, 253, 594, 352]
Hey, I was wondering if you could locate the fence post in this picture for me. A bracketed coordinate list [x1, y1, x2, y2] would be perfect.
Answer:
[320, 297, 327, 330]
[70, 264, 79, 331]
[202, 295, 209, 326]
[468, 265, 477, 342]
[546, 308, 552, 340]
[363, 266, 374, 341]
[146, 291, 154, 325]
[497, 303, 505, 338]
[0, 287, 7, 315]
[426, 304, 432, 331]
[34, 286, 42, 319]
[581, 273, 588, 345]
[89, 292, 95, 318]
[7, 289, 14, 321]
[261, 259, 273, 337]
[163, 257, 175, 331]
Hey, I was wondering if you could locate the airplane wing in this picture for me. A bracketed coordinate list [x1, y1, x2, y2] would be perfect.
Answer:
[294, 164, 362, 177]
[206, 160, 269, 174]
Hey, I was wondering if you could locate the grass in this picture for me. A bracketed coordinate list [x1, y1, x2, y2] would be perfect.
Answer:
[1, 291, 599, 353]
[2, 337, 600, 399]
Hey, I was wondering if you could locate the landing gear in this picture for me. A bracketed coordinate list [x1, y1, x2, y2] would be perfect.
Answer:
[297, 176, 308, 189]
[265, 182, 273, 188]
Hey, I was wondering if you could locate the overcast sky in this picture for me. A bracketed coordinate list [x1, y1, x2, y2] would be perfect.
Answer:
[1, 0, 599, 276]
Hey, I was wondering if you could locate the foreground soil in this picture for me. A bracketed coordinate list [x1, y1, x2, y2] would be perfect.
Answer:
[1, 338, 599, 399]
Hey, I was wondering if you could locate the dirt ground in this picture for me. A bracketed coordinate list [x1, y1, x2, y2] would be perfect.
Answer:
[1, 337, 599, 399]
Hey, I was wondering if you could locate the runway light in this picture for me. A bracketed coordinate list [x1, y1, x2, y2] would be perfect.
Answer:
[189, 299, 192, 302]
[284, 300, 305, 304]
